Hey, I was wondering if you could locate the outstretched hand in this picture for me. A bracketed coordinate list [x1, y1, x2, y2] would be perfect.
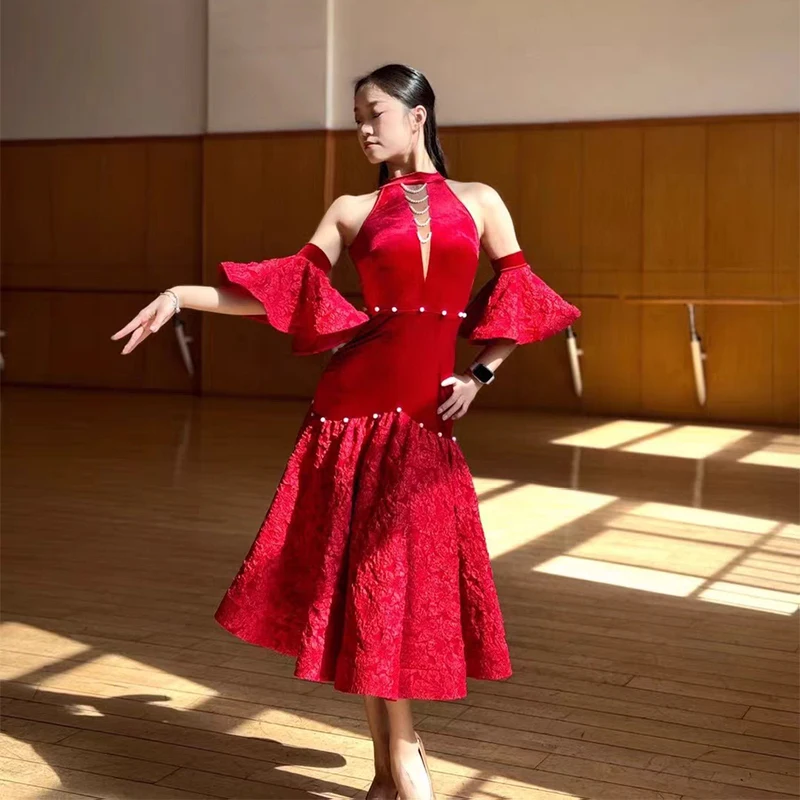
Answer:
[110, 293, 176, 355]
[438, 373, 482, 421]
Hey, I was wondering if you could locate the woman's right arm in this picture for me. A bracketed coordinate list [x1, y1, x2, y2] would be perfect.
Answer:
[111, 196, 352, 355]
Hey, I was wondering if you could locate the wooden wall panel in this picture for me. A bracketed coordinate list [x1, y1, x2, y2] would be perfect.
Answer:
[707, 122, 774, 272]
[773, 121, 799, 426]
[1, 137, 202, 391]
[639, 273, 707, 418]
[201, 132, 330, 398]
[0, 290, 53, 384]
[704, 122, 779, 424]
[262, 133, 329, 252]
[517, 128, 582, 273]
[202, 136, 266, 264]
[2, 113, 797, 426]
[437, 129, 463, 178]
[452, 127, 544, 410]
[1, 290, 196, 391]
[582, 126, 643, 273]
[2, 138, 202, 290]
[0, 143, 54, 271]
[639, 125, 707, 417]
[578, 127, 644, 414]
[774, 272, 799, 426]
[50, 141, 148, 280]
[202, 314, 324, 400]
[511, 129, 583, 412]
[145, 139, 203, 287]
[643, 125, 706, 273]
[579, 127, 643, 414]
[580, 291, 642, 415]
[705, 273, 775, 422]
[774, 120, 799, 275]
[202, 132, 328, 266]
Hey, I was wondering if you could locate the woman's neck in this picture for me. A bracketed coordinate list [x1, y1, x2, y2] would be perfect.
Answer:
[386, 159, 438, 180]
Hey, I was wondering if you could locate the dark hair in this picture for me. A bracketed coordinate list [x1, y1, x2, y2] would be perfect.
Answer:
[353, 64, 449, 188]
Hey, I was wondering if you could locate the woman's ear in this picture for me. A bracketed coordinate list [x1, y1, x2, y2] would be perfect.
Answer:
[412, 104, 427, 130]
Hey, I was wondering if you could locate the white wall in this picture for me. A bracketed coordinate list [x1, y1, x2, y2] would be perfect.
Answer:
[206, 0, 328, 133]
[1, 0, 797, 140]
[0, 0, 206, 139]
[332, 0, 800, 128]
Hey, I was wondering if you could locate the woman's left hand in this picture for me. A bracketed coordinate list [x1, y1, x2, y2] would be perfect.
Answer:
[438, 373, 482, 420]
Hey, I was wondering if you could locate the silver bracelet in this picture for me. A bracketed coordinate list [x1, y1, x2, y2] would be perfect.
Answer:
[161, 290, 181, 314]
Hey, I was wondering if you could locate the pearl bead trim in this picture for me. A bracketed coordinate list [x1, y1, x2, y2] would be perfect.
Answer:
[309, 407, 457, 441]
[362, 305, 468, 318]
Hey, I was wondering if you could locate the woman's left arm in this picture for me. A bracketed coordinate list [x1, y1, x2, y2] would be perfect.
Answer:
[438, 184, 520, 421]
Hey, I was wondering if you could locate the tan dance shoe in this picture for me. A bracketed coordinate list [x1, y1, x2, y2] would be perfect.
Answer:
[415, 731, 435, 799]
[393, 731, 434, 799]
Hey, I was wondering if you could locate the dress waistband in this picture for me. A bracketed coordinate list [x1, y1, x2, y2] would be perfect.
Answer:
[362, 305, 468, 318]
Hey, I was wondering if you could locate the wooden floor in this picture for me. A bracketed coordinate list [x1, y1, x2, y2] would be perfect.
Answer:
[2, 386, 798, 800]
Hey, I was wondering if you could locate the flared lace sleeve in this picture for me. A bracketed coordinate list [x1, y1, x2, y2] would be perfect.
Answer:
[458, 250, 581, 345]
[218, 242, 370, 356]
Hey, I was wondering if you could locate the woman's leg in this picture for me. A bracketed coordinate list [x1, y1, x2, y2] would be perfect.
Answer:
[384, 698, 433, 800]
[364, 695, 397, 799]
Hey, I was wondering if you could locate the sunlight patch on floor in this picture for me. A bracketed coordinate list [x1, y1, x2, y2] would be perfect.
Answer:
[0, 623, 92, 680]
[534, 555, 705, 596]
[550, 419, 672, 449]
[620, 424, 752, 459]
[739, 433, 800, 469]
[549, 419, 788, 463]
[532, 505, 799, 615]
[473, 481, 617, 559]
[697, 580, 799, 614]
[565, 528, 743, 577]
[620, 501, 777, 534]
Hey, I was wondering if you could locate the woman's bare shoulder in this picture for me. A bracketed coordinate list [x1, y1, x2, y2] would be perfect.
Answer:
[444, 179, 498, 204]
[334, 190, 381, 248]
[450, 182, 520, 255]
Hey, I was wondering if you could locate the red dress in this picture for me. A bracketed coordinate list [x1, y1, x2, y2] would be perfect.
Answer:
[213, 170, 581, 700]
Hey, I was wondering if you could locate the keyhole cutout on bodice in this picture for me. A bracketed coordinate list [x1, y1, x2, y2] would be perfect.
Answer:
[401, 182, 432, 284]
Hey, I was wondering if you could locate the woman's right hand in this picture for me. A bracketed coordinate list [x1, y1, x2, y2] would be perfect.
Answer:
[110, 292, 178, 355]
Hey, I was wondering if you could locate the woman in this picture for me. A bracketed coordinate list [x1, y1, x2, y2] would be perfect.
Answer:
[112, 63, 581, 800]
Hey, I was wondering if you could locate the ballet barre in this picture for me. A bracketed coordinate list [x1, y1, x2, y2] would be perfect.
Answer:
[558, 292, 617, 399]
[170, 314, 195, 376]
[619, 295, 799, 406]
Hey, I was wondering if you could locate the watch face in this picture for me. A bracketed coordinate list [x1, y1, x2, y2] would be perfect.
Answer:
[471, 364, 494, 383]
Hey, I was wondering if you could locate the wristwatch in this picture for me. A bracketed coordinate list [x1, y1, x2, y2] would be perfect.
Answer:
[467, 362, 495, 385]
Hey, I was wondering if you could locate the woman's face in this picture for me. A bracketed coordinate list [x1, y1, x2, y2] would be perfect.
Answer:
[353, 83, 425, 165]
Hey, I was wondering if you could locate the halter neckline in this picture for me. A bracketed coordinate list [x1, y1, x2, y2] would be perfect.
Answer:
[383, 170, 445, 186]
